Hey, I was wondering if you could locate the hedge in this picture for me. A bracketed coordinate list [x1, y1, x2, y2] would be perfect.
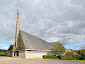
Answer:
[61, 52, 80, 60]
[43, 55, 58, 59]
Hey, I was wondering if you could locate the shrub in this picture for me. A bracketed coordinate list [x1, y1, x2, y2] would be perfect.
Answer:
[57, 55, 62, 59]
[0, 53, 5, 56]
[61, 52, 80, 60]
[0, 52, 5, 56]
[8, 54, 12, 57]
[77, 49, 85, 60]
[43, 55, 58, 59]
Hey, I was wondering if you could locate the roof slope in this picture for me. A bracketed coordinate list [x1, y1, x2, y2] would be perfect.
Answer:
[19, 30, 52, 50]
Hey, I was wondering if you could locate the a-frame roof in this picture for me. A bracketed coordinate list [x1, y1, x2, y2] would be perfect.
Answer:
[17, 30, 53, 50]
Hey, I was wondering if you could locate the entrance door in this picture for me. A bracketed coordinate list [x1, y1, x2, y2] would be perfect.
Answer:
[17, 51, 19, 56]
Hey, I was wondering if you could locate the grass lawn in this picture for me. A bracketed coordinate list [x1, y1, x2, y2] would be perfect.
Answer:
[0, 52, 5, 54]
[44, 58, 85, 61]
[0, 52, 5, 56]
[69, 60, 85, 61]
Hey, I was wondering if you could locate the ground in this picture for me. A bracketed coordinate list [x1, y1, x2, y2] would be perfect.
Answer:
[0, 57, 85, 64]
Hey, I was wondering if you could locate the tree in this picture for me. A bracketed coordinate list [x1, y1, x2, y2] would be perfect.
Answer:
[50, 41, 66, 56]
[8, 45, 13, 53]
[5, 45, 13, 56]
[77, 49, 85, 60]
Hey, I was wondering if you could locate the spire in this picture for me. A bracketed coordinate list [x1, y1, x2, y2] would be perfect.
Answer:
[17, 9, 20, 29]
[17, 9, 19, 15]
[13, 10, 20, 51]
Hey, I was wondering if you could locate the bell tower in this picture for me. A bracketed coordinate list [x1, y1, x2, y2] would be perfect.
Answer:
[13, 10, 20, 57]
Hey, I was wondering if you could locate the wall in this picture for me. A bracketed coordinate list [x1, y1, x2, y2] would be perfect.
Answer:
[19, 51, 25, 58]
[25, 50, 48, 58]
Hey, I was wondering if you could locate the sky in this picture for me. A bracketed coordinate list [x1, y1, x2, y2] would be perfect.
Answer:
[0, 42, 13, 50]
[0, 0, 85, 50]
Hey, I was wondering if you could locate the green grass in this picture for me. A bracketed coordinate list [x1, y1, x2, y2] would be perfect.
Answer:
[43, 58, 85, 61]
[44, 58, 59, 59]
[0, 52, 5, 56]
[8, 54, 12, 57]
[0, 52, 5, 54]
[69, 60, 85, 61]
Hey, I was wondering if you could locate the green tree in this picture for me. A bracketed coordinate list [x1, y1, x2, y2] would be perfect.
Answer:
[77, 49, 85, 60]
[8, 45, 13, 53]
[50, 41, 66, 56]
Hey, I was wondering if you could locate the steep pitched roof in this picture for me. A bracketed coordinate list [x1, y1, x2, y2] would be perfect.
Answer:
[18, 30, 52, 50]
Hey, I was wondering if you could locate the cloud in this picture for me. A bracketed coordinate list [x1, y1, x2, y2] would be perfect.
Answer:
[0, 0, 85, 50]
[0, 44, 5, 47]
[2, 47, 9, 50]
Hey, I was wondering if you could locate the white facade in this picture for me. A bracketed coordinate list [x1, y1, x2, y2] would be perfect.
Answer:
[15, 50, 50, 58]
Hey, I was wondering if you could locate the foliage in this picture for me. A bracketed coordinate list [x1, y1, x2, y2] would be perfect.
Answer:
[43, 55, 58, 59]
[77, 49, 85, 60]
[0, 49, 7, 56]
[8, 45, 13, 51]
[8, 45, 13, 53]
[0, 49, 7, 52]
[61, 52, 80, 60]
[0, 45, 13, 57]
[0, 52, 5, 56]
[4, 45, 13, 56]
[57, 55, 62, 59]
[50, 41, 66, 56]
[8, 54, 12, 57]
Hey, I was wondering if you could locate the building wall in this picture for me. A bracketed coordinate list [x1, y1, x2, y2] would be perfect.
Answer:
[19, 51, 25, 58]
[25, 50, 48, 58]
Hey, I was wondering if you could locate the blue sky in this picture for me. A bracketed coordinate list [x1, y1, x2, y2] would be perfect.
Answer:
[0, 42, 13, 50]
[64, 41, 85, 50]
